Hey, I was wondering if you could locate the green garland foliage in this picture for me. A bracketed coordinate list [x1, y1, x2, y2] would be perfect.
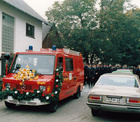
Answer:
[0, 67, 63, 103]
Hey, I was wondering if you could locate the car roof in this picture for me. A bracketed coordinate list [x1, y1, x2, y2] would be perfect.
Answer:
[117, 69, 132, 72]
[117, 69, 131, 71]
[102, 73, 139, 78]
[112, 69, 133, 74]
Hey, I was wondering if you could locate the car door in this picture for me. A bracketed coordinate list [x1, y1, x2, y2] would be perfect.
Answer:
[64, 57, 75, 94]
[57, 56, 70, 100]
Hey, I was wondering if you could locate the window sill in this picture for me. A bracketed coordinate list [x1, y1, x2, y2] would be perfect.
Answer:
[26, 35, 35, 39]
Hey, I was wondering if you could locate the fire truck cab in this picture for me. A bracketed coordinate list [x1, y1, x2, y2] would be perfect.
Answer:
[2, 46, 84, 112]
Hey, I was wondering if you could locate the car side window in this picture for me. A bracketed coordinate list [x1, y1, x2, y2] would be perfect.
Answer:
[65, 58, 73, 71]
[134, 80, 139, 88]
[57, 57, 63, 68]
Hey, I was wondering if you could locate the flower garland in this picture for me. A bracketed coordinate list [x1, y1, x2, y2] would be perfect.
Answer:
[13, 66, 38, 85]
[0, 67, 63, 103]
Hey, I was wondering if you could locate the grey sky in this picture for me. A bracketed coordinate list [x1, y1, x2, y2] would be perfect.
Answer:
[23, 0, 140, 20]
[23, 0, 64, 19]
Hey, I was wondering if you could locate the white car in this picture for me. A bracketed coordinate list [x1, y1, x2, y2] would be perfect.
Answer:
[112, 69, 133, 74]
[86, 73, 140, 116]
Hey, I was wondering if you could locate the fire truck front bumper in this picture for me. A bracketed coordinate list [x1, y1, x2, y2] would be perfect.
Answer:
[5, 96, 49, 106]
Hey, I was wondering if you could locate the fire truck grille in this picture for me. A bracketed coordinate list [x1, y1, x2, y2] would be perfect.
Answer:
[16, 84, 32, 90]
[16, 84, 20, 89]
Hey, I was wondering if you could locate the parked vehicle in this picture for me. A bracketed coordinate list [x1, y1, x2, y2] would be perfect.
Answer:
[112, 69, 133, 74]
[86, 73, 140, 116]
[2, 46, 84, 112]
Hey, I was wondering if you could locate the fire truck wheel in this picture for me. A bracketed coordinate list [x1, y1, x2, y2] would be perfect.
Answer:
[73, 87, 81, 99]
[5, 101, 16, 109]
[48, 101, 59, 113]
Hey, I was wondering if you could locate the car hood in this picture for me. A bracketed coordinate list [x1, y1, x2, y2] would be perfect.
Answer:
[89, 85, 140, 97]
[3, 73, 54, 83]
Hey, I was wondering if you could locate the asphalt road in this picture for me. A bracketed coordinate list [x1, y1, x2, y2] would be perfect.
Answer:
[0, 86, 140, 122]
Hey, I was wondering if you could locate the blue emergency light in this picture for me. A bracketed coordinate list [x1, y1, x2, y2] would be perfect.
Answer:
[52, 45, 56, 51]
[29, 46, 33, 50]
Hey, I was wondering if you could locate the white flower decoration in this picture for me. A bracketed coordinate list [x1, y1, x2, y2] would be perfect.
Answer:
[46, 96, 49, 100]
[56, 79, 59, 82]
[55, 91, 58, 94]
[37, 91, 40, 93]
[26, 92, 29, 95]
[15, 91, 18, 94]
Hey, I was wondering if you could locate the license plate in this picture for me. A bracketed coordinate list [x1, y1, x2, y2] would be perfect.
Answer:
[105, 97, 125, 104]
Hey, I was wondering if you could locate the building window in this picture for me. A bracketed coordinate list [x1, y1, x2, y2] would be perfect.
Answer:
[26, 23, 35, 38]
[2, 13, 14, 53]
[65, 58, 73, 71]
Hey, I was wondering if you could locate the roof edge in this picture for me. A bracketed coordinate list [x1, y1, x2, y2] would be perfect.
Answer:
[2, 0, 50, 25]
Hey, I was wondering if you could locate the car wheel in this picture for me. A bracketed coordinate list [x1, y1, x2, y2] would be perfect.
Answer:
[48, 101, 59, 113]
[5, 101, 16, 109]
[73, 87, 81, 99]
[91, 109, 100, 116]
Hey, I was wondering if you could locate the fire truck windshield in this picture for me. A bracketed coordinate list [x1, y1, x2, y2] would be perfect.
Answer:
[10, 54, 55, 75]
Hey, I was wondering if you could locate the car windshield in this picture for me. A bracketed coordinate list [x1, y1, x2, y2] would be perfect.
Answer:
[10, 54, 55, 75]
[96, 75, 139, 88]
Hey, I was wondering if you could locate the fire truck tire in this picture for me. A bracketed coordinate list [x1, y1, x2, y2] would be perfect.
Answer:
[73, 87, 81, 99]
[5, 101, 16, 109]
[48, 102, 59, 113]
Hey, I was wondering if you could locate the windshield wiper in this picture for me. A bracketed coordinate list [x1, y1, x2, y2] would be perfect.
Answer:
[13, 68, 19, 73]
[13, 64, 21, 73]
[37, 72, 43, 75]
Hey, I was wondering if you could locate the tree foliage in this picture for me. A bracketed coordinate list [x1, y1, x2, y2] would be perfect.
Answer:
[46, 0, 99, 63]
[46, 0, 140, 65]
[99, 0, 140, 65]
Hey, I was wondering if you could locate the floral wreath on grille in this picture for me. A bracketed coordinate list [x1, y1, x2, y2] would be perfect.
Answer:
[0, 66, 63, 103]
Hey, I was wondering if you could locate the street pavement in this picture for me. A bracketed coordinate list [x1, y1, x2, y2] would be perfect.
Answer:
[0, 86, 140, 122]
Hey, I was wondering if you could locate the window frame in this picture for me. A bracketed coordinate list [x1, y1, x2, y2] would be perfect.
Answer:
[10, 54, 55, 75]
[65, 57, 74, 71]
[26, 23, 35, 38]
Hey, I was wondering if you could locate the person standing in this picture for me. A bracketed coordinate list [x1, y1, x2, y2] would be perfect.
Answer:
[84, 63, 89, 85]
[136, 65, 140, 78]
[88, 64, 95, 87]
[133, 66, 138, 74]
[92, 64, 98, 84]
[96, 64, 102, 82]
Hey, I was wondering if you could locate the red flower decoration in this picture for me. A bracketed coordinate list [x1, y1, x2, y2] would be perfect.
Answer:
[42, 93, 45, 97]
[31, 90, 34, 93]
[21, 91, 23, 94]
[56, 73, 59, 76]
[10, 88, 13, 90]
[55, 85, 59, 88]
[51, 94, 54, 97]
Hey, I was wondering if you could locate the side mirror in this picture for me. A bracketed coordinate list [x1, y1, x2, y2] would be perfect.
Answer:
[16, 64, 21, 69]
[3, 53, 10, 76]
[4, 52, 10, 61]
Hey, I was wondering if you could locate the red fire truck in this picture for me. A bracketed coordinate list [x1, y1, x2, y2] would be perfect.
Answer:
[2, 46, 84, 112]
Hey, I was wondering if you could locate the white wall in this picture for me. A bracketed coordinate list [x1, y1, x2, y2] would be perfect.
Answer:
[14, 14, 42, 52]
[0, 1, 46, 75]
[42, 23, 51, 41]
[0, 11, 2, 75]
[0, 1, 43, 53]
[0, 11, 2, 55]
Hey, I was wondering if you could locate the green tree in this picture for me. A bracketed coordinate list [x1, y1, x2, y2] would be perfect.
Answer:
[99, 0, 140, 65]
[46, 0, 140, 65]
[46, 0, 99, 63]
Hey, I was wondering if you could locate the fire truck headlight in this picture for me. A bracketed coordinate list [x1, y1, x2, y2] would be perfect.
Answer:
[39, 86, 46, 91]
[5, 83, 10, 88]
